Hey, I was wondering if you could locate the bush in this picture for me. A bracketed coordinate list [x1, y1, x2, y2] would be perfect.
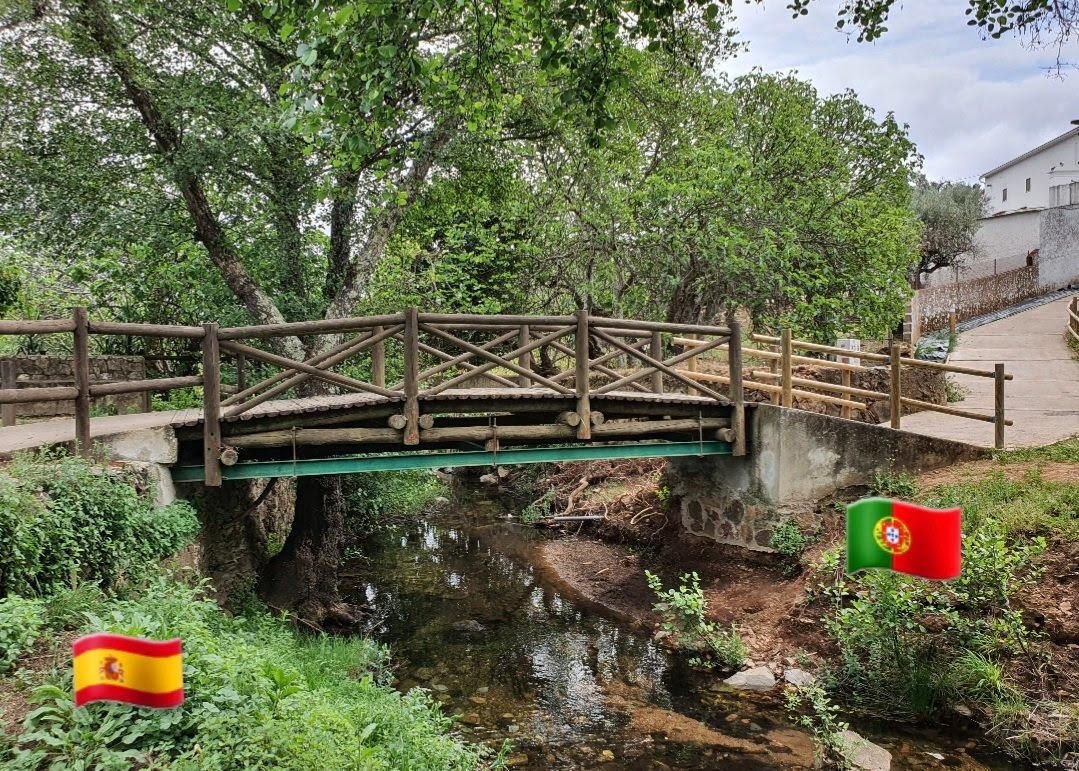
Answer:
[344, 470, 445, 535]
[820, 520, 1044, 723]
[0, 595, 45, 672]
[0, 452, 199, 597]
[5, 577, 486, 770]
[770, 519, 812, 562]
[645, 571, 746, 671]
[784, 682, 851, 769]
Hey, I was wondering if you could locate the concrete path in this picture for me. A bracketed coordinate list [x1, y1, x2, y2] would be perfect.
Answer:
[899, 294, 1079, 448]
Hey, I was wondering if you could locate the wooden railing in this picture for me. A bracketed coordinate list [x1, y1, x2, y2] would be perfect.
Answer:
[673, 333, 1012, 449]
[0, 309, 746, 484]
[0, 309, 1016, 478]
[1068, 296, 1079, 347]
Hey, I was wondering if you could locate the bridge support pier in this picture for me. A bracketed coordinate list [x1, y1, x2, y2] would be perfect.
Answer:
[666, 405, 987, 551]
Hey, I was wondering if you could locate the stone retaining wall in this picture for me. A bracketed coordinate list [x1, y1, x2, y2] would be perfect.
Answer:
[1, 355, 146, 417]
[912, 264, 1041, 337]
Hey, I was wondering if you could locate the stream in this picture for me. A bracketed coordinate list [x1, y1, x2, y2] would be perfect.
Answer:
[343, 492, 1016, 771]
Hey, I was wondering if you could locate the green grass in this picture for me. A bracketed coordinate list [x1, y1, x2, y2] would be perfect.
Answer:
[997, 436, 1079, 464]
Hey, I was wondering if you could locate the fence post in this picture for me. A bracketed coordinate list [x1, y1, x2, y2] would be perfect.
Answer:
[403, 308, 420, 445]
[1, 359, 16, 427]
[728, 321, 746, 456]
[73, 307, 91, 458]
[575, 308, 591, 440]
[371, 326, 386, 388]
[890, 343, 902, 430]
[236, 351, 247, 394]
[518, 324, 532, 387]
[994, 363, 1006, 450]
[780, 328, 793, 408]
[650, 331, 663, 393]
[202, 322, 222, 486]
[686, 333, 699, 396]
[841, 369, 852, 420]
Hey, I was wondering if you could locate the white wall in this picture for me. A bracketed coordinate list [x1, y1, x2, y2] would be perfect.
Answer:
[923, 210, 1040, 289]
[984, 132, 1079, 215]
[1039, 207, 1079, 290]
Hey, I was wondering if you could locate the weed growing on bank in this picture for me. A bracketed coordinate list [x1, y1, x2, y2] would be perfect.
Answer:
[645, 571, 746, 671]
[2, 577, 487, 770]
[783, 682, 851, 769]
[0, 451, 199, 597]
[0, 454, 490, 770]
[810, 440, 1079, 763]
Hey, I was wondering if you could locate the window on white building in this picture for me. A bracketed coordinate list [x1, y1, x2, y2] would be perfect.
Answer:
[1026, 177, 1031, 192]
[1003, 188, 1008, 202]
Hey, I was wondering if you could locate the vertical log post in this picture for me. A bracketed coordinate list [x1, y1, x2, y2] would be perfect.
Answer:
[840, 369, 852, 420]
[73, 307, 91, 458]
[949, 310, 958, 338]
[371, 326, 386, 388]
[994, 363, 1006, 450]
[890, 343, 902, 430]
[517, 324, 532, 387]
[686, 333, 699, 396]
[575, 309, 591, 440]
[1, 359, 16, 427]
[650, 331, 663, 393]
[236, 352, 247, 393]
[780, 328, 793, 408]
[202, 322, 222, 487]
[768, 343, 780, 405]
[728, 321, 746, 456]
[403, 308, 420, 445]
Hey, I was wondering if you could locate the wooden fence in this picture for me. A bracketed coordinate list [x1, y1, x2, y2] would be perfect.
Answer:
[673, 332, 1012, 449]
[0, 309, 1013, 485]
[1068, 296, 1079, 347]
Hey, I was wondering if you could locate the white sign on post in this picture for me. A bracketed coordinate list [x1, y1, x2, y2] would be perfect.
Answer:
[835, 338, 861, 367]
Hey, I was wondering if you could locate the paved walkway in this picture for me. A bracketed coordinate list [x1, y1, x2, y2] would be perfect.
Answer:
[899, 294, 1079, 448]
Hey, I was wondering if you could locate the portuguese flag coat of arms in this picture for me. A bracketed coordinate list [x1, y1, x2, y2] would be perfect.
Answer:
[846, 498, 962, 580]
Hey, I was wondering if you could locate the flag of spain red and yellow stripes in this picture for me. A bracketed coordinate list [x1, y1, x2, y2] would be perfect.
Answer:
[73, 633, 184, 709]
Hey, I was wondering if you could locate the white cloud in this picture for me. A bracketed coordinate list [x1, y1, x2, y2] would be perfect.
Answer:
[717, 1, 1078, 181]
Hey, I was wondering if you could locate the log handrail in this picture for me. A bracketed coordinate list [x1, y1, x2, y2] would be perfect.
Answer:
[5, 308, 1015, 474]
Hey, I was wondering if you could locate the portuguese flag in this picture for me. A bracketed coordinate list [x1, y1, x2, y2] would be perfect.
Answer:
[846, 498, 962, 580]
[73, 633, 184, 709]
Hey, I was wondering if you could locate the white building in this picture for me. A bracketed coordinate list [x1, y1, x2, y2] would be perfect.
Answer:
[983, 123, 1079, 215]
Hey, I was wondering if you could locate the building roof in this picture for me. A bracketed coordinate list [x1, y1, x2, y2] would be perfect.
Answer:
[983, 126, 1079, 179]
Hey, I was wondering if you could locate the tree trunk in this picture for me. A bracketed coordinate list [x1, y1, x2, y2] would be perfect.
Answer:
[257, 474, 348, 625]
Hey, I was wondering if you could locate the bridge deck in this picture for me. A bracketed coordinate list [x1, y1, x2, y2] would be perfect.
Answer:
[0, 388, 724, 457]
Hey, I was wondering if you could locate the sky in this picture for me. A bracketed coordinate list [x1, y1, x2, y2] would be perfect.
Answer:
[716, 1, 1078, 182]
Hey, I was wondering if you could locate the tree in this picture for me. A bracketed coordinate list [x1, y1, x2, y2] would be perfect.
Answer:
[910, 180, 987, 288]
[0, 0, 738, 622]
[519, 57, 921, 340]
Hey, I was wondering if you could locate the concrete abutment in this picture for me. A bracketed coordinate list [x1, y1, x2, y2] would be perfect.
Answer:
[667, 404, 987, 551]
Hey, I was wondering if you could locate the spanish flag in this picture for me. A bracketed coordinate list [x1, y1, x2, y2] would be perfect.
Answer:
[73, 633, 184, 708]
[846, 498, 962, 580]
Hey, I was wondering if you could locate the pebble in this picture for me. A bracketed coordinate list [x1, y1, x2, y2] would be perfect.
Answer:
[599, 749, 615, 763]
[840, 730, 892, 771]
[475, 686, 489, 694]
[749, 722, 763, 732]
[782, 668, 815, 687]
[431, 683, 448, 692]
[506, 724, 519, 733]
[505, 753, 529, 767]
[469, 696, 487, 705]
[725, 713, 739, 723]
[501, 713, 515, 720]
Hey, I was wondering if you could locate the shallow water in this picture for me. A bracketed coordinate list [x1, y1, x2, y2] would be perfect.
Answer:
[343, 494, 1015, 770]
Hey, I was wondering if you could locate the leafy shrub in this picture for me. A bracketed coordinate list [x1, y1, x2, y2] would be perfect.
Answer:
[770, 519, 812, 562]
[645, 571, 746, 671]
[0, 595, 45, 672]
[520, 487, 556, 524]
[869, 470, 918, 500]
[0, 452, 199, 597]
[820, 520, 1043, 723]
[5, 577, 485, 770]
[784, 682, 851, 769]
[344, 470, 446, 535]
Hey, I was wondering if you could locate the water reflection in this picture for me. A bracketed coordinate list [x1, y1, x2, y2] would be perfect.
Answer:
[342, 495, 1007, 771]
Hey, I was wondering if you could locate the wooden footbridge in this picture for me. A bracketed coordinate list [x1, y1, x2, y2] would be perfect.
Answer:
[0, 308, 1014, 484]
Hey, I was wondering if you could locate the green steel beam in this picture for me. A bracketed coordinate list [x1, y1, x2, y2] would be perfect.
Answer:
[170, 441, 732, 483]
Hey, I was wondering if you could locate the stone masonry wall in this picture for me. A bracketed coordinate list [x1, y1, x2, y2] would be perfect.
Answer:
[1, 355, 146, 417]
[914, 264, 1040, 334]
